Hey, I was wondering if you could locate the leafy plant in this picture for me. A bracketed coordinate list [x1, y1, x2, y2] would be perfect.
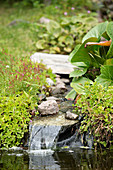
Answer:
[0, 49, 55, 100]
[0, 92, 38, 148]
[34, 14, 98, 54]
[75, 82, 113, 149]
[67, 21, 113, 99]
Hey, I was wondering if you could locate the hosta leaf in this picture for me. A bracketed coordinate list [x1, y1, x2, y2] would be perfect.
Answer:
[82, 21, 108, 43]
[71, 77, 93, 94]
[95, 65, 113, 86]
[46, 20, 60, 33]
[65, 89, 76, 100]
[69, 67, 87, 78]
[64, 47, 72, 53]
[36, 40, 47, 49]
[69, 43, 91, 65]
[65, 35, 74, 45]
[106, 22, 113, 58]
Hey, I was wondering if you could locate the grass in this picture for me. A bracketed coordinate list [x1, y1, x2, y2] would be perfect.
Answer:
[0, 4, 65, 57]
[0, 3, 98, 58]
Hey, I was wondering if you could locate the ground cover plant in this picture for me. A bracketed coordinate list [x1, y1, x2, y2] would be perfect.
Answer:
[0, 49, 55, 148]
[0, 92, 38, 148]
[75, 82, 113, 149]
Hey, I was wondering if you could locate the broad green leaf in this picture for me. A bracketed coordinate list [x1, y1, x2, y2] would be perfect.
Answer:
[36, 40, 47, 49]
[69, 42, 91, 65]
[65, 35, 74, 45]
[71, 62, 89, 68]
[69, 67, 87, 78]
[61, 17, 71, 25]
[95, 65, 113, 86]
[46, 20, 60, 33]
[53, 27, 62, 38]
[82, 21, 108, 43]
[104, 58, 113, 66]
[68, 44, 81, 62]
[106, 22, 113, 58]
[71, 77, 93, 94]
[64, 47, 72, 53]
[65, 89, 76, 100]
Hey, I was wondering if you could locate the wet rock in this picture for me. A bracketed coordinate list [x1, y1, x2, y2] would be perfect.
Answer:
[51, 78, 67, 95]
[61, 78, 70, 84]
[65, 111, 78, 120]
[59, 101, 74, 113]
[38, 100, 59, 116]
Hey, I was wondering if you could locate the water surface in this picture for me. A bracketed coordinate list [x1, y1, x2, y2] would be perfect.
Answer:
[0, 148, 113, 170]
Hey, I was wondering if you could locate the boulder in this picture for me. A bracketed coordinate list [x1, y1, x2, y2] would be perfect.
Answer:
[38, 100, 59, 116]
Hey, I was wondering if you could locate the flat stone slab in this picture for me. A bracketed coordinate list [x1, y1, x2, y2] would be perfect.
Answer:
[30, 53, 74, 74]
[33, 114, 78, 126]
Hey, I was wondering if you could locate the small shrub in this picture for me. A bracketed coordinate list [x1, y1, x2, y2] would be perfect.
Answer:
[0, 92, 38, 148]
[75, 82, 113, 149]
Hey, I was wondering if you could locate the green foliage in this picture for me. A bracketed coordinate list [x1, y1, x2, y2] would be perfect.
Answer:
[68, 21, 113, 99]
[0, 50, 55, 148]
[75, 82, 113, 148]
[0, 49, 55, 99]
[34, 14, 98, 54]
[0, 92, 38, 148]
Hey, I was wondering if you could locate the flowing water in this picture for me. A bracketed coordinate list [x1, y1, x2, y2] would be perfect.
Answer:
[0, 148, 113, 170]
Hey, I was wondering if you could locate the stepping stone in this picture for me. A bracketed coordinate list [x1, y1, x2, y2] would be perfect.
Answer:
[30, 53, 75, 74]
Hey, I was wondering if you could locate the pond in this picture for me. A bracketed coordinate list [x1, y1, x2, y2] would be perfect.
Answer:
[0, 148, 113, 170]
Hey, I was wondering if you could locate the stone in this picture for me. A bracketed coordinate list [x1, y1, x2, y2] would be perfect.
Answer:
[38, 100, 59, 116]
[65, 111, 78, 120]
[46, 96, 62, 103]
[59, 101, 74, 113]
[30, 52, 75, 74]
[46, 78, 55, 86]
[51, 78, 67, 95]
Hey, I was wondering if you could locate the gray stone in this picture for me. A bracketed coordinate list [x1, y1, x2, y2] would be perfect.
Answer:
[38, 100, 59, 115]
[59, 101, 74, 113]
[51, 77, 67, 95]
[65, 111, 78, 120]
[46, 78, 55, 86]
[46, 96, 62, 103]
[30, 52, 75, 74]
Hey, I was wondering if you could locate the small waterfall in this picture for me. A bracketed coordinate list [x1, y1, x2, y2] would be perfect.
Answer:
[29, 124, 62, 150]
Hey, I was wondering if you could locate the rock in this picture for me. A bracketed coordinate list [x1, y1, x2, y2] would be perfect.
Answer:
[51, 78, 67, 95]
[38, 93, 46, 101]
[39, 17, 51, 24]
[61, 78, 70, 84]
[46, 78, 55, 86]
[59, 101, 74, 113]
[65, 111, 78, 120]
[46, 96, 62, 103]
[38, 100, 59, 116]
[30, 52, 75, 74]
[29, 113, 78, 150]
